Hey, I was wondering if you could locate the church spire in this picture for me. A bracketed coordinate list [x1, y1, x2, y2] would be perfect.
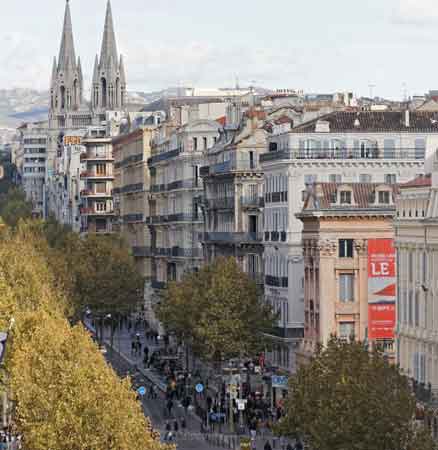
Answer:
[99, 0, 118, 67]
[58, 0, 76, 70]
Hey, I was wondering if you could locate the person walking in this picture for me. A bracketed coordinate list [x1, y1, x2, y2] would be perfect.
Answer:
[180, 417, 186, 436]
[286, 444, 293, 450]
[173, 419, 179, 433]
[264, 441, 273, 450]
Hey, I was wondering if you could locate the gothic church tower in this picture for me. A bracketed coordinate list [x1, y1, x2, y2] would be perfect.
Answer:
[92, 0, 127, 117]
[49, 0, 85, 128]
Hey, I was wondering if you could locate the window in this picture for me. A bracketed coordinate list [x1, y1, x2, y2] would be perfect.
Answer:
[304, 174, 317, 185]
[203, 137, 208, 150]
[329, 191, 337, 204]
[339, 239, 354, 258]
[193, 137, 198, 151]
[96, 163, 106, 175]
[384, 174, 397, 184]
[329, 174, 342, 183]
[415, 139, 426, 160]
[339, 322, 355, 341]
[359, 174, 372, 183]
[378, 191, 391, 204]
[340, 191, 352, 204]
[339, 274, 354, 302]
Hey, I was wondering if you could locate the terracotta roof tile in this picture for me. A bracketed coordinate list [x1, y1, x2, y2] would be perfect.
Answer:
[400, 174, 432, 188]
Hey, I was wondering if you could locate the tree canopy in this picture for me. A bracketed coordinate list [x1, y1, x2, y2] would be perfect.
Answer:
[0, 188, 32, 227]
[157, 256, 276, 362]
[0, 222, 166, 450]
[277, 338, 436, 450]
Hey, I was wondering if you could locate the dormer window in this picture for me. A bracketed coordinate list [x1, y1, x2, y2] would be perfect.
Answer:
[340, 191, 352, 204]
[378, 191, 391, 204]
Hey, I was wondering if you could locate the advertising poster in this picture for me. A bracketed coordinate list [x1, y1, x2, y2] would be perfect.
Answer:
[367, 239, 396, 340]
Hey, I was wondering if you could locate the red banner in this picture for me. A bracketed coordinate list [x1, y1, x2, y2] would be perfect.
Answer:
[368, 239, 396, 340]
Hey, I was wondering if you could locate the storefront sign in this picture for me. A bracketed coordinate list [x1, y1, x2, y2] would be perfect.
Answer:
[367, 239, 396, 340]
[63, 135, 82, 146]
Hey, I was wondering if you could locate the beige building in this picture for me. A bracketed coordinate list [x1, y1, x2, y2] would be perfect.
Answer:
[297, 182, 397, 365]
[395, 171, 438, 393]
[112, 126, 158, 326]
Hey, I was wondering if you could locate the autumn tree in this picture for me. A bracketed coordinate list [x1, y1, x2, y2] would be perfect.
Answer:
[277, 338, 436, 450]
[0, 225, 167, 450]
[157, 257, 276, 363]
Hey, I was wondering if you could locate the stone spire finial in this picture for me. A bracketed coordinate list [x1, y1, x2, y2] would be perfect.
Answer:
[99, 0, 118, 67]
[58, 0, 76, 71]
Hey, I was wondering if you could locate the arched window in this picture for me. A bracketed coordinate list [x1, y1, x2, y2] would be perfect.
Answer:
[101, 77, 107, 107]
[60, 85, 66, 110]
[73, 79, 78, 109]
[115, 78, 120, 107]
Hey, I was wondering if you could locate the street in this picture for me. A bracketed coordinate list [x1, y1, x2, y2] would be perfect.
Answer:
[95, 320, 280, 450]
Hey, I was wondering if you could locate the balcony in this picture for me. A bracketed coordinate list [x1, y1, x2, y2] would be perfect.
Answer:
[121, 183, 143, 194]
[115, 153, 143, 169]
[132, 246, 152, 257]
[206, 197, 235, 210]
[80, 189, 112, 198]
[201, 232, 263, 243]
[80, 207, 115, 216]
[123, 213, 144, 223]
[148, 147, 183, 166]
[167, 213, 202, 223]
[153, 248, 171, 257]
[80, 152, 113, 162]
[240, 196, 264, 208]
[80, 171, 114, 180]
[260, 147, 426, 163]
[170, 247, 203, 258]
[202, 158, 260, 177]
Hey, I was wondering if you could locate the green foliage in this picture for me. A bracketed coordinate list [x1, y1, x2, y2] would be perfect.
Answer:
[277, 338, 437, 450]
[157, 256, 276, 362]
[0, 187, 32, 227]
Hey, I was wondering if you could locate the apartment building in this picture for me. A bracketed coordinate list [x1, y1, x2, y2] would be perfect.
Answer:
[113, 123, 160, 329]
[297, 182, 397, 366]
[200, 108, 267, 287]
[17, 123, 49, 217]
[79, 127, 115, 234]
[46, 131, 86, 232]
[395, 170, 438, 395]
[148, 114, 223, 297]
[260, 110, 438, 373]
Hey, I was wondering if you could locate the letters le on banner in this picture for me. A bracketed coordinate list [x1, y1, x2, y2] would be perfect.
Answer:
[367, 239, 396, 340]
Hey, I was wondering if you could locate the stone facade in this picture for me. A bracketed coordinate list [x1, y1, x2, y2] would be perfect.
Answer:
[260, 110, 438, 372]
[395, 171, 438, 392]
[297, 182, 397, 367]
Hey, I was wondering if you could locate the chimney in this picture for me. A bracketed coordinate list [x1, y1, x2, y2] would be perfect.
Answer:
[405, 109, 410, 128]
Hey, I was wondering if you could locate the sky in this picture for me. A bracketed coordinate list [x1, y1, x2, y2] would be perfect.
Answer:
[1, 0, 438, 98]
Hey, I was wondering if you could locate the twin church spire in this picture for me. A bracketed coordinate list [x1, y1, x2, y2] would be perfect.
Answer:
[50, 0, 126, 118]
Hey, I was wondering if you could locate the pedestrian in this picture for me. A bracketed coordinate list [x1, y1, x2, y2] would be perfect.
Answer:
[148, 384, 154, 399]
[295, 439, 303, 450]
[286, 444, 293, 450]
[131, 341, 136, 356]
[173, 419, 179, 433]
[280, 436, 287, 450]
[167, 398, 174, 417]
[264, 441, 272, 450]
[137, 341, 142, 356]
[181, 417, 186, 434]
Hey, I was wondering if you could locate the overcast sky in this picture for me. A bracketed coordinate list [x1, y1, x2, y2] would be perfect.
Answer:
[1, 0, 438, 98]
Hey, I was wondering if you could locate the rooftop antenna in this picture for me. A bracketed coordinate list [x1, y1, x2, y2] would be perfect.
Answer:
[368, 83, 376, 100]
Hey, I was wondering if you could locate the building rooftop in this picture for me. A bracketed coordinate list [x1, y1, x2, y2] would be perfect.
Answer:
[400, 174, 432, 189]
[293, 111, 438, 133]
[300, 182, 399, 213]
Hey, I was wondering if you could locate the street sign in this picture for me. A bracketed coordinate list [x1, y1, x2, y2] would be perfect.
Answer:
[272, 375, 288, 389]
[137, 386, 146, 396]
[236, 399, 247, 411]
[195, 383, 204, 393]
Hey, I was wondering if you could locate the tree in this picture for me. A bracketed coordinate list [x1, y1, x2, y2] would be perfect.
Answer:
[0, 188, 32, 227]
[277, 338, 437, 450]
[0, 225, 167, 450]
[157, 257, 276, 363]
